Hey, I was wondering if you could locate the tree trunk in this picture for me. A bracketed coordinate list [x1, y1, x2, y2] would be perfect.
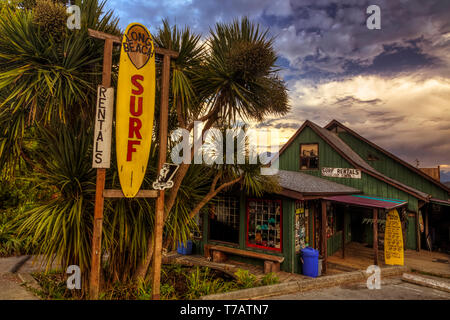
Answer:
[133, 235, 155, 282]
[132, 114, 219, 281]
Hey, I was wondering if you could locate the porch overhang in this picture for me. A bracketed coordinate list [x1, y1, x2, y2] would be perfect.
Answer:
[430, 198, 450, 207]
[322, 195, 408, 210]
[277, 188, 360, 200]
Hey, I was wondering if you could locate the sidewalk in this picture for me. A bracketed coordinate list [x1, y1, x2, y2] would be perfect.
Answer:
[200, 265, 408, 300]
[0, 256, 44, 300]
[0, 272, 38, 300]
[404, 250, 450, 278]
[328, 242, 450, 278]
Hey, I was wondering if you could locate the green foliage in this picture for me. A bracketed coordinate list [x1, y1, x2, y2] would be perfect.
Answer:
[0, 210, 30, 256]
[0, 171, 49, 256]
[31, 270, 80, 300]
[0, 0, 120, 176]
[33, 264, 241, 300]
[260, 272, 279, 286]
[185, 267, 231, 299]
[234, 268, 257, 289]
[160, 283, 177, 300]
[1, 3, 289, 293]
[195, 17, 290, 123]
[32, 0, 68, 38]
[155, 19, 205, 124]
[15, 122, 96, 274]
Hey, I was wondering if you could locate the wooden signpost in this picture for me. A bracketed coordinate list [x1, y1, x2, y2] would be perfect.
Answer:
[88, 27, 178, 300]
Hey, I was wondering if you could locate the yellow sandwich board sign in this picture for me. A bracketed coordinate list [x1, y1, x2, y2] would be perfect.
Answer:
[116, 23, 156, 197]
[384, 209, 404, 266]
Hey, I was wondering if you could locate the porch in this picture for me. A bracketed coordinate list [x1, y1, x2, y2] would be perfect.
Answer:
[327, 242, 450, 278]
[163, 251, 311, 283]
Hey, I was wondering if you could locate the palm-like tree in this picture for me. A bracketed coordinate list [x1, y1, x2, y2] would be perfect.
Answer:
[135, 17, 289, 281]
[1, 2, 289, 295]
[0, 0, 120, 177]
[0, 0, 122, 293]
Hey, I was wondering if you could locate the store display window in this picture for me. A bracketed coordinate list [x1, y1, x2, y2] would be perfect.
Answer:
[295, 201, 310, 252]
[247, 199, 282, 251]
[209, 197, 240, 244]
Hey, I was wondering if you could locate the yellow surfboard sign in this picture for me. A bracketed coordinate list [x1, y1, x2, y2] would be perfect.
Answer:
[116, 23, 156, 197]
[384, 209, 404, 266]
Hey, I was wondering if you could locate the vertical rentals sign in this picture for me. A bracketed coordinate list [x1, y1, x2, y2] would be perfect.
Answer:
[116, 23, 156, 197]
[92, 86, 114, 168]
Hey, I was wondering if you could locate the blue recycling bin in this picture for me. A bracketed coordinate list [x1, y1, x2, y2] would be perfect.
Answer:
[301, 247, 319, 278]
[177, 240, 193, 255]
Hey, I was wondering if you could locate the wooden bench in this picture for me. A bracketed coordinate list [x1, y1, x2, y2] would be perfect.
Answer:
[204, 244, 284, 274]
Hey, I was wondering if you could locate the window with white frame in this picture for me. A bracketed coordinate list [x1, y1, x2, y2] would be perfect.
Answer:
[209, 197, 240, 244]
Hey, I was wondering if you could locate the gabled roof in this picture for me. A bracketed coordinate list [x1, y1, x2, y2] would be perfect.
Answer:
[325, 119, 450, 194]
[277, 120, 430, 201]
[277, 169, 361, 197]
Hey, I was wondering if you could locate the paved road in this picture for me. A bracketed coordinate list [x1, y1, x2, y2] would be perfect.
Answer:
[268, 276, 450, 300]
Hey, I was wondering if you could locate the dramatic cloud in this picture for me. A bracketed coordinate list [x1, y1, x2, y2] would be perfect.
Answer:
[105, 0, 450, 177]
[283, 74, 450, 168]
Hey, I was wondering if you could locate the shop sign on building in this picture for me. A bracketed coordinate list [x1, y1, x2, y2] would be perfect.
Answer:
[321, 167, 362, 179]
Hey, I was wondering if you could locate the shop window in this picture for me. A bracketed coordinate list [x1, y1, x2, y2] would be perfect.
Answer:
[192, 212, 203, 240]
[300, 143, 319, 170]
[367, 153, 379, 161]
[295, 201, 310, 252]
[327, 203, 335, 239]
[247, 199, 282, 251]
[209, 197, 240, 244]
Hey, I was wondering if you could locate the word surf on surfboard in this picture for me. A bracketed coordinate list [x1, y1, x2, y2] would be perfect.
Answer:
[116, 23, 156, 198]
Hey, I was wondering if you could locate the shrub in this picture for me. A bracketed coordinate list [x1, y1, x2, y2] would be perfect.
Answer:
[160, 283, 177, 300]
[0, 209, 32, 257]
[260, 272, 279, 286]
[234, 268, 257, 289]
[185, 267, 229, 299]
[32, 0, 67, 38]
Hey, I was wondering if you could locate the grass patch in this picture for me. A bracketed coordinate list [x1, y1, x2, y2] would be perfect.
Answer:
[31, 264, 281, 300]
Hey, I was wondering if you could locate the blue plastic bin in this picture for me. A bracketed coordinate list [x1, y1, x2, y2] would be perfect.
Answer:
[177, 240, 193, 255]
[301, 247, 319, 278]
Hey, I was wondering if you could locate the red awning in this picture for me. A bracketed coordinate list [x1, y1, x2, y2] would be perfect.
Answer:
[323, 195, 407, 210]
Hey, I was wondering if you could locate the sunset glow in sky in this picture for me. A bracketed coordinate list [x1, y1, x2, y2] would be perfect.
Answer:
[106, 0, 450, 179]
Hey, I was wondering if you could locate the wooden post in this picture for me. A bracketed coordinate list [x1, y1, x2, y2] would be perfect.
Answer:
[321, 200, 327, 274]
[425, 204, 430, 250]
[151, 53, 171, 300]
[416, 210, 421, 251]
[373, 208, 378, 265]
[342, 206, 347, 259]
[86, 29, 178, 300]
[89, 38, 113, 300]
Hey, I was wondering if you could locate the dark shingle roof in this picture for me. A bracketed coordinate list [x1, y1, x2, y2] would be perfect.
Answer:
[277, 169, 361, 195]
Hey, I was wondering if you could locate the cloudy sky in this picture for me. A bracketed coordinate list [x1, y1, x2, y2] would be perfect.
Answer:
[106, 0, 450, 180]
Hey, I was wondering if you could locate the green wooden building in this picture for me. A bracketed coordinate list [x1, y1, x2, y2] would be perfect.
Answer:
[193, 120, 450, 275]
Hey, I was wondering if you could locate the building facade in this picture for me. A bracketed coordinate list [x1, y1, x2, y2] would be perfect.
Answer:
[193, 120, 450, 274]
